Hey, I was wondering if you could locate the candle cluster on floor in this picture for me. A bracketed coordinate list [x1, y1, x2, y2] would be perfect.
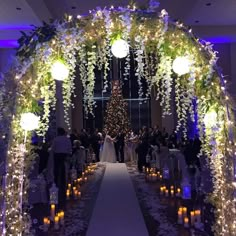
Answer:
[141, 164, 205, 232]
[177, 207, 202, 229]
[42, 163, 98, 232]
[144, 167, 162, 182]
[43, 206, 65, 232]
[160, 185, 181, 197]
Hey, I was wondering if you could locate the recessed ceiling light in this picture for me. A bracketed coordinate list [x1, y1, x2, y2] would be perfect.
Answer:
[206, 3, 212, 6]
[195, 20, 199, 23]
[16, 7, 21, 10]
[71, 6, 76, 9]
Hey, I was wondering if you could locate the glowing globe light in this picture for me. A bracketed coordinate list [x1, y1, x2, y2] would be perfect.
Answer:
[172, 56, 191, 76]
[50, 60, 69, 81]
[204, 110, 217, 129]
[20, 112, 40, 131]
[111, 39, 129, 58]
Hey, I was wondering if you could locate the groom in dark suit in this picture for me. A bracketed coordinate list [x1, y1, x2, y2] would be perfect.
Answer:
[114, 129, 125, 163]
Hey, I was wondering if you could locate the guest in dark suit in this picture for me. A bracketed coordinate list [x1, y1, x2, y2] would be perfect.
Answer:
[90, 129, 101, 162]
[52, 127, 72, 209]
[136, 126, 149, 172]
[114, 129, 125, 163]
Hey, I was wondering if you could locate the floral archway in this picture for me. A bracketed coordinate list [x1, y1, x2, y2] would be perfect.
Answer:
[0, 2, 236, 235]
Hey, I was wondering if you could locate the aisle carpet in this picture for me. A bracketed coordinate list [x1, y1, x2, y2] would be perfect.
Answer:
[86, 163, 149, 236]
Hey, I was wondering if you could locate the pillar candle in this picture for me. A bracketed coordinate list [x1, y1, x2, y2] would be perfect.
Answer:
[78, 191, 81, 198]
[60, 211, 64, 225]
[171, 189, 174, 197]
[43, 217, 49, 232]
[50, 204, 55, 220]
[84, 177, 88, 182]
[184, 217, 189, 228]
[190, 211, 195, 226]
[74, 190, 78, 199]
[182, 207, 187, 217]
[194, 210, 201, 223]
[66, 189, 70, 200]
[68, 183, 71, 189]
[165, 189, 169, 197]
[176, 188, 181, 197]
[178, 211, 183, 224]
[54, 216, 59, 230]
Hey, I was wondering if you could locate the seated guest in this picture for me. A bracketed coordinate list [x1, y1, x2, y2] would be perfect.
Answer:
[51, 127, 72, 209]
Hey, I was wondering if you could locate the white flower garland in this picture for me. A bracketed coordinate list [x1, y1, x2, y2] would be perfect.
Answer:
[134, 35, 145, 100]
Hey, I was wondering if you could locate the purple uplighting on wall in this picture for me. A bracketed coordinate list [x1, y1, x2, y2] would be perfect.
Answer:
[0, 25, 33, 30]
[0, 40, 18, 48]
[204, 36, 236, 44]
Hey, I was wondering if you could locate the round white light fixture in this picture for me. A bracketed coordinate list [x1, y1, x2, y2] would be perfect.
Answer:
[204, 110, 217, 129]
[172, 56, 191, 76]
[20, 112, 40, 131]
[50, 60, 69, 81]
[111, 39, 129, 58]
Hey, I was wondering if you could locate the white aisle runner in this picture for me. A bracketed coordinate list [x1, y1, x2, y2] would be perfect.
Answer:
[86, 163, 149, 236]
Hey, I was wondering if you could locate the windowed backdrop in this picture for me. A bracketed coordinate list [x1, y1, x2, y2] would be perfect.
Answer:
[83, 55, 151, 132]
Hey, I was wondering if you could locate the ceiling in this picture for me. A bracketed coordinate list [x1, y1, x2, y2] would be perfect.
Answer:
[0, 0, 236, 47]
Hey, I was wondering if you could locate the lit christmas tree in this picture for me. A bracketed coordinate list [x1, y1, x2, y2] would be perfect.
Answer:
[104, 80, 130, 135]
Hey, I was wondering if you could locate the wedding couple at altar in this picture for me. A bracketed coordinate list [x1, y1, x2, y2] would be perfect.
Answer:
[100, 130, 125, 163]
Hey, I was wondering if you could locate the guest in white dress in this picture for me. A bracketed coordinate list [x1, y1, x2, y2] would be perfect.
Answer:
[100, 133, 117, 163]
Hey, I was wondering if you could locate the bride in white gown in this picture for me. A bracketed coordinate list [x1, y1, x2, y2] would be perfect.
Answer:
[100, 133, 117, 163]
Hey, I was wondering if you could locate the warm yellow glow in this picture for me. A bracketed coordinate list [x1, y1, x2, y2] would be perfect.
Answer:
[204, 109, 217, 128]
[20, 112, 39, 131]
[172, 56, 191, 75]
[50, 60, 69, 81]
[111, 39, 129, 58]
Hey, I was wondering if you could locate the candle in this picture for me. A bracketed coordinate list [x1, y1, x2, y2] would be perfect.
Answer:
[194, 210, 201, 223]
[160, 187, 164, 195]
[176, 188, 181, 197]
[59, 211, 64, 225]
[73, 187, 76, 193]
[182, 207, 187, 216]
[78, 191, 81, 198]
[74, 190, 78, 199]
[171, 189, 174, 197]
[170, 185, 174, 190]
[190, 211, 195, 226]
[43, 217, 49, 232]
[68, 183, 71, 189]
[178, 211, 183, 224]
[54, 216, 59, 230]
[84, 177, 88, 182]
[165, 189, 169, 197]
[184, 217, 189, 228]
[160, 174, 163, 179]
[50, 204, 55, 220]
[66, 189, 70, 200]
